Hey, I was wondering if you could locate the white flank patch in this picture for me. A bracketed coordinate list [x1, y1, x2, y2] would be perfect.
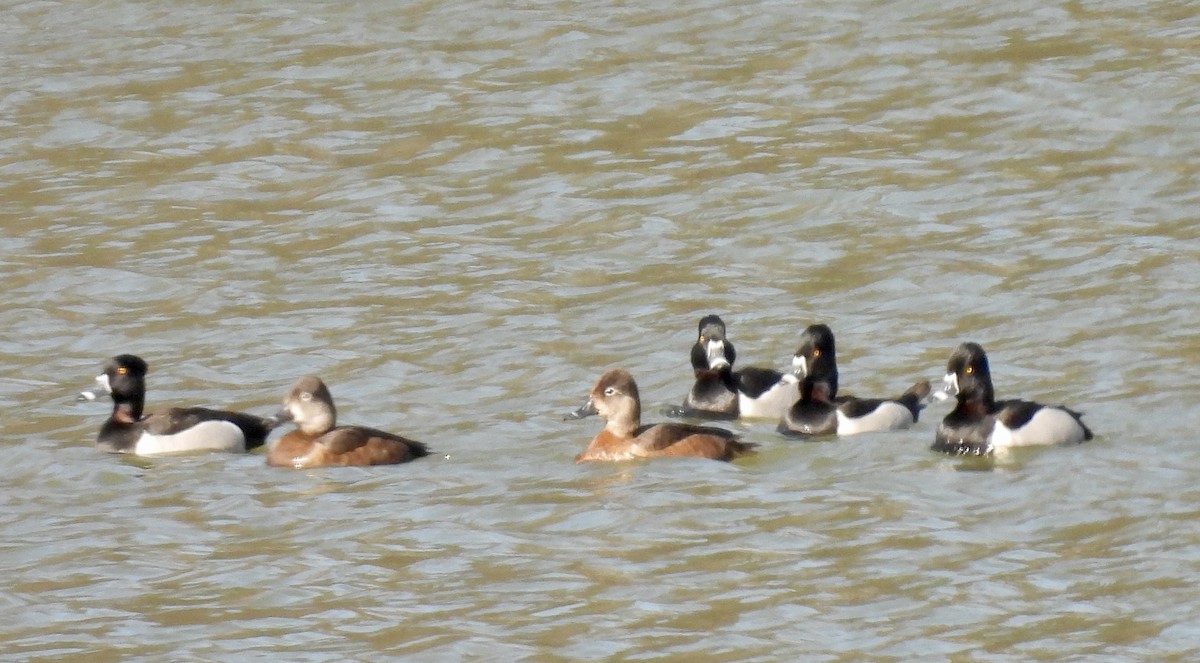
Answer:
[738, 374, 799, 419]
[835, 402, 913, 435]
[991, 407, 1087, 447]
[134, 420, 246, 455]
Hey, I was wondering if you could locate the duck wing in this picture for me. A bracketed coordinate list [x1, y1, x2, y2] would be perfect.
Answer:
[735, 367, 786, 399]
[144, 407, 275, 442]
[318, 426, 430, 458]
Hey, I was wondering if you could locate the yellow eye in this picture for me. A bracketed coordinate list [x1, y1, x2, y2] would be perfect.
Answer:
[117, 367, 128, 375]
[965, 366, 973, 374]
[699, 335, 706, 343]
[813, 349, 820, 358]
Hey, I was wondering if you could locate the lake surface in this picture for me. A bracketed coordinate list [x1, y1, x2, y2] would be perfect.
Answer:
[2, 0, 1199, 660]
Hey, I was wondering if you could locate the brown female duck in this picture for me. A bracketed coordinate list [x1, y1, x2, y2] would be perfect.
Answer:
[267, 375, 429, 468]
[569, 368, 756, 462]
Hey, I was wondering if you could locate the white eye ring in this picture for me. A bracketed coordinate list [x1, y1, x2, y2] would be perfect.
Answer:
[604, 387, 617, 396]
[300, 392, 313, 402]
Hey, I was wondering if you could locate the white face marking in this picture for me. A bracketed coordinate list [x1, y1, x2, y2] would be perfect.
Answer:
[287, 400, 305, 421]
[792, 355, 808, 377]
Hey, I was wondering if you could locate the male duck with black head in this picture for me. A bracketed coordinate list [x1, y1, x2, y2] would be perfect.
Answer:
[571, 368, 756, 462]
[681, 314, 799, 420]
[80, 354, 277, 454]
[933, 342, 1092, 455]
[779, 324, 930, 437]
[266, 375, 429, 469]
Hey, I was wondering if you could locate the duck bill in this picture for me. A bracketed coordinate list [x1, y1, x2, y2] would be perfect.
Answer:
[77, 374, 112, 402]
[791, 355, 808, 378]
[266, 408, 295, 426]
[932, 372, 958, 402]
[705, 340, 730, 370]
[566, 397, 598, 420]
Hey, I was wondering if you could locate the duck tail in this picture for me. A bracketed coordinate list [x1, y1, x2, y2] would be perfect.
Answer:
[727, 439, 760, 459]
[898, 380, 932, 420]
[1063, 406, 1094, 442]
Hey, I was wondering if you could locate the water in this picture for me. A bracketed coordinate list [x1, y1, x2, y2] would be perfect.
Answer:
[2, 0, 1199, 660]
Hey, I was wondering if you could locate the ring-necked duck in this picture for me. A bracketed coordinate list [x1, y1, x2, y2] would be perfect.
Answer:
[266, 375, 429, 469]
[932, 342, 1093, 455]
[79, 354, 276, 455]
[570, 368, 756, 462]
[680, 315, 799, 420]
[778, 324, 930, 436]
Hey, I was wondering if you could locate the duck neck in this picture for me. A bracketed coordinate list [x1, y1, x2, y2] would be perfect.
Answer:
[604, 401, 641, 438]
[299, 410, 336, 436]
[113, 397, 143, 424]
[958, 380, 994, 409]
[801, 377, 835, 404]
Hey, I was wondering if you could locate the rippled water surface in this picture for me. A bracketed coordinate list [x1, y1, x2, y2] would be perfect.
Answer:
[3, 0, 1200, 660]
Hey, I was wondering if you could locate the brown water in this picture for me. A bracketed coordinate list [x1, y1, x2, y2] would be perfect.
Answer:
[3, 0, 1200, 660]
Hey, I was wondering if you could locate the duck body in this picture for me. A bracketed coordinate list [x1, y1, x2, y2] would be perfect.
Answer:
[575, 368, 756, 462]
[681, 315, 797, 420]
[266, 375, 428, 469]
[778, 324, 929, 437]
[101, 408, 273, 455]
[683, 351, 739, 418]
[833, 392, 927, 435]
[735, 367, 800, 419]
[932, 343, 1093, 455]
[83, 354, 275, 455]
[781, 384, 931, 437]
[268, 426, 429, 468]
[577, 423, 750, 462]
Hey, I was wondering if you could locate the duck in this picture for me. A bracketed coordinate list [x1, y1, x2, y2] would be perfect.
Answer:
[932, 342, 1093, 455]
[680, 315, 799, 420]
[778, 324, 930, 436]
[79, 354, 276, 455]
[570, 368, 756, 462]
[266, 375, 429, 468]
